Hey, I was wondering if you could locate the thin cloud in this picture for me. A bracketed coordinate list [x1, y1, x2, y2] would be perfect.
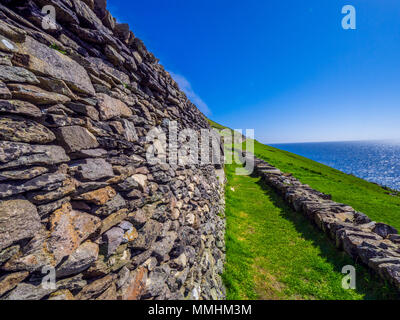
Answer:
[168, 71, 211, 116]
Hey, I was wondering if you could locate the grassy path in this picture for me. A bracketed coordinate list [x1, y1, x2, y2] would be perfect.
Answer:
[223, 162, 398, 300]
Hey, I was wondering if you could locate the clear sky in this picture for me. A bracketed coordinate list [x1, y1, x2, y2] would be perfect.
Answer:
[109, 0, 400, 143]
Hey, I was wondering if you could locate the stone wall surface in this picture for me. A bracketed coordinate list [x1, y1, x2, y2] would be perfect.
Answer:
[249, 152, 400, 291]
[0, 0, 225, 300]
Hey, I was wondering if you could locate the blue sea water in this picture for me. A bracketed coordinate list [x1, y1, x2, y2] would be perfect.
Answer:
[270, 140, 400, 191]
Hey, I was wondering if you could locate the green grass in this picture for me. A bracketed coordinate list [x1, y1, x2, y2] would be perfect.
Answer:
[49, 44, 67, 55]
[207, 118, 231, 131]
[208, 119, 400, 299]
[247, 140, 400, 231]
[223, 162, 398, 300]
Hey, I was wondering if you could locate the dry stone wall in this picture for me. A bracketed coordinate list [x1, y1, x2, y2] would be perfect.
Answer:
[249, 152, 400, 292]
[0, 0, 225, 300]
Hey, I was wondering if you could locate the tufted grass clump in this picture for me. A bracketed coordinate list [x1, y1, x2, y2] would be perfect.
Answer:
[49, 43, 67, 55]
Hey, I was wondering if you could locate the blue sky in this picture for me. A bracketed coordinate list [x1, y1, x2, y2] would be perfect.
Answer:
[109, 0, 400, 143]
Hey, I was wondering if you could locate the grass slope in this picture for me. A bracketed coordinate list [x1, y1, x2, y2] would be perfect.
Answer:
[223, 162, 397, 300]
[247, 140, 400, 231]
[208, 119, 400, 299]
[207, 118, 231, 131]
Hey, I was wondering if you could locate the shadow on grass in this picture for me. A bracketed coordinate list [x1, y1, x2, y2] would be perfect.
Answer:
[254, 174, 399, 300]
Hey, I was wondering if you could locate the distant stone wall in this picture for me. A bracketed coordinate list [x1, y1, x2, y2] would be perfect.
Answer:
[0, 0, 225, 300]
[249, 152, 400, 291]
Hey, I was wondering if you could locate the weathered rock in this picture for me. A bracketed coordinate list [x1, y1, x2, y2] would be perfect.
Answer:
[67, 102, 99, 121]
[85, 244, 130, 277]
[0, 228, 55, 273]
[118, 267, 147, 300]
[121, 119, 138, 142]
[37, 77, 77, 99]
[0, 117, 55, 143]
[0, 1, 227, 301]
[170, 252, 187, 270]
[100, 208, 129, 234]
[75, 158, 114, 181]
[48, 289, 75, 300]
[103, 227, 124, 257]
[56, 241, 99, 278]
[373, 223, 398, 238]
[0, 66, 39, 84]
[96, 282, 117, 300]
[76, 274, 113, 300]
[152, 231, 178, 261]
[37, 197, 70, 218]
[56, 274, 87, 292]
[91, 193, 126, 216]
[0, 80, 11, 99]
[47, 203, 101, 263]
[72, 0, 108, 33]
[143, 267, 169, 298]
[0, 200, 42, 251]
[0, 56, 12, 67]
[28, 178, 76, 205]
[87, 56, 130, 85]
[71, 148, 107, 159]
[93, 0, 107, 18]
[3, 282, 56, 300]
[0, 245, 19, 266]
[75, 186, 117, 206]
[117, 176, 139, 191]
[0, 271, 29, 297]
[0, 167, 48, 182]
[0, 172, 67, 199]
[74, 181, 109, 195]
[0, 36, 17, 53]
[388, 234, 400, 244]
[132, 174, 147, 191]
[104, 44, 125, 66]
[130, 220, 162, 251]
[0, 20, 26, 43]
[0, 99, 42, 118]
[0, 141, 69, 169]
[56, 126, 99, 153]
[44, 114, 86, 128]
[14, 36, 95, 95]
[126, 189, 143, 199]
[96, 93, 132, 120]
[8, 84, 71, 105]
[114, 23, 131, 43]
[120, 221, 138, 243]
[116, 266, 130, 289]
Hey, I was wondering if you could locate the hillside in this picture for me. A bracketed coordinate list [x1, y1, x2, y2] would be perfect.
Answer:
[208, 119, 400, 231]
[209, 119, 400, 300]
[249, 140, 400, 232]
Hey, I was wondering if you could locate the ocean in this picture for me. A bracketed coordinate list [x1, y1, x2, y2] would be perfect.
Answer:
[270, 140, 400, 191]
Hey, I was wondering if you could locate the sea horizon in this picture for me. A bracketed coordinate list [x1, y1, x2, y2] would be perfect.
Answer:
[268, 140, 400, 191]
[268, 138, 400, 146]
